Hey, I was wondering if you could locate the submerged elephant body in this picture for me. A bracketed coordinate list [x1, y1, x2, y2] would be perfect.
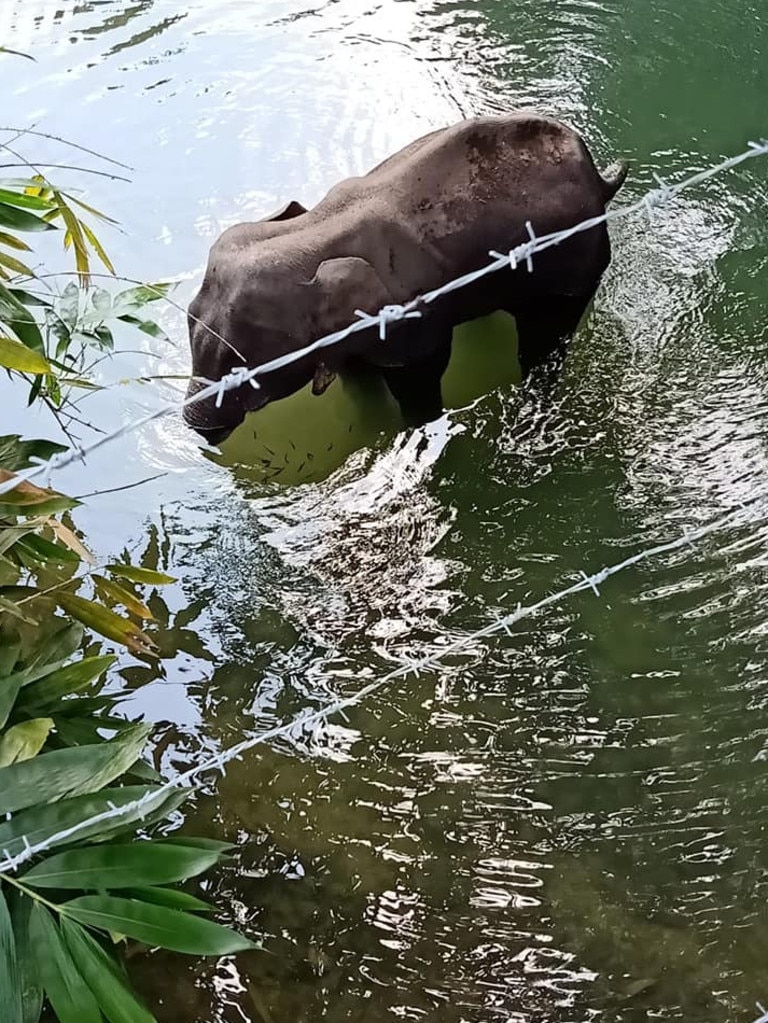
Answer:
[184, 112, 627, 442]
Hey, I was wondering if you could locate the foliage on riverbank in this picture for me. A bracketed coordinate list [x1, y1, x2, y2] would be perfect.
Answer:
[0, 133, 254, 1021]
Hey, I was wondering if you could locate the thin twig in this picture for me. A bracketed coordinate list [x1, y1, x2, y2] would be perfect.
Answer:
[0, 125, 134, 170]
[73, 471, 168, 500]
[0, 160, 131, 183]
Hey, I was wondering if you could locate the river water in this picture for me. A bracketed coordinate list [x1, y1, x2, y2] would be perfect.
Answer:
[3, 1, 768, 1020]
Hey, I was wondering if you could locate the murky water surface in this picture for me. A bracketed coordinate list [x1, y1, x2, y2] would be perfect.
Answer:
[3, 1, 768, 1020]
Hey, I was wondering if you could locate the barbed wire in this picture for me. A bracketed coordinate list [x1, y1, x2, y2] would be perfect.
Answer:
[0, 495, 760, 875]
[753, 1005, 768, 1023]
[1, 137, 766, 497]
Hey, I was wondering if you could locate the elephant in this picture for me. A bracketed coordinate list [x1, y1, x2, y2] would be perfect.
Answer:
[183, 111, 627, 444]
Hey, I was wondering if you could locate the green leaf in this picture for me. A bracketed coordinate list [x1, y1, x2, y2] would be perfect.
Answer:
[61, 918, 155, 1023]
[0, 201, 57, 233]
[0, 718, 54, 766]
[0, 888, 23, 1023]
[0, 596, 38, 626]
[111, 283, 171, 315]
[0, 282, 45, 352]
[163, 836, 235, 855]
[105, 565, 176, 586]
[0, 523, 42, 560]
[0, 722, 152, 814]
[63, 895, 257, 955]
[123, 758, 160, 784]
[3, 621, 83, 696]
[23, 839, 225, 890]
[0, 786, 188, 861]
[7, 287, 51, 308]
[0, 672, 24, 730]
[7, 892, 43, 1023]
[0, 626, 22, 676]
[115, 314, 168, 341]
[0, 188, 54, 212]
[0, 434, 67, 472]
[0, 337, 51, 374]
[57, 594, 157, 657]
[0, 469, 78, 517]
[18, 655, 115, 716]
[120, 887, 214, 914]
[14, 531, 81, 564]
[29, 904, 102, 1023]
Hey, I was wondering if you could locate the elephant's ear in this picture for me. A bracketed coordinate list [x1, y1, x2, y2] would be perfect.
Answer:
[260, 199, 308, 223]
[311, 256, 391, 326]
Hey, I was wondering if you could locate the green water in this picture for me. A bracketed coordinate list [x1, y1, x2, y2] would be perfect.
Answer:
[3, 1, 768, 1020]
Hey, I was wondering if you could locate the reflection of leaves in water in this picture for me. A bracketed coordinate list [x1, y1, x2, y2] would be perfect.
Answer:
[13, 0, 188, 59]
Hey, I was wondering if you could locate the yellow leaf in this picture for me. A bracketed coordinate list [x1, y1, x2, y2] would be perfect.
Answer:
[81, 221, 115, 275]
[0, 718, 54, 766]
[93, 574, 153, 620]
[0, 249, 35, 278]
[0, 336, 51, 374]
[0, 230, 33, 252]
[58, 592, 157, 656]
[48, 519, 95, 565]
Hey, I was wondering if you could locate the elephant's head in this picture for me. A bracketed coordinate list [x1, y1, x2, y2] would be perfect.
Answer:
[183, 210, 392, 445]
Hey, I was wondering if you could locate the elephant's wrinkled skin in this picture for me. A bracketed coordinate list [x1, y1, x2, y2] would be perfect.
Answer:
[184, 112, 627, 443]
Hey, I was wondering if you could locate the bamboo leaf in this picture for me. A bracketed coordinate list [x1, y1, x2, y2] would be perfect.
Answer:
[0, 471, 78, 516]
[111, 283, 172, 315]
[0, 596, 38, 626]
[0, 202, 57, 233]
[0, 336, 51, 374]
[0, 523, 39, 558]
[0, 435, 67, 472]
[49, 520, 95, 564]
[0, 675, 24, 729]
[52, 192, 90, 283]
[81, 223, 116, 275]
[0, 251, 36, 278]
[16, 655, 115, 716]
[7, 892, 43, 1023]
[65, 196, 119, 226]
[0, 282, 45, 352]
[14, 531, 81, 565]
[115, 314, 168, 341]
[0, 188, 55, 211]
[0, 718, 54, 766]
[0, 888, 23, 1023]
[29, 904, 102, 1023]
[93, 576, 153, 620]
[63, 895, 257, 955]
[61, 918, 156, 1023]
[0, 231, 33, 252]
[0, 786, 188, 860]
[23, 840, 225, 890]
[119, 887, 214, 914]
[57, 593, 157, 656]
[105, 565, 176, 586]
[0, 723, 151, 814]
